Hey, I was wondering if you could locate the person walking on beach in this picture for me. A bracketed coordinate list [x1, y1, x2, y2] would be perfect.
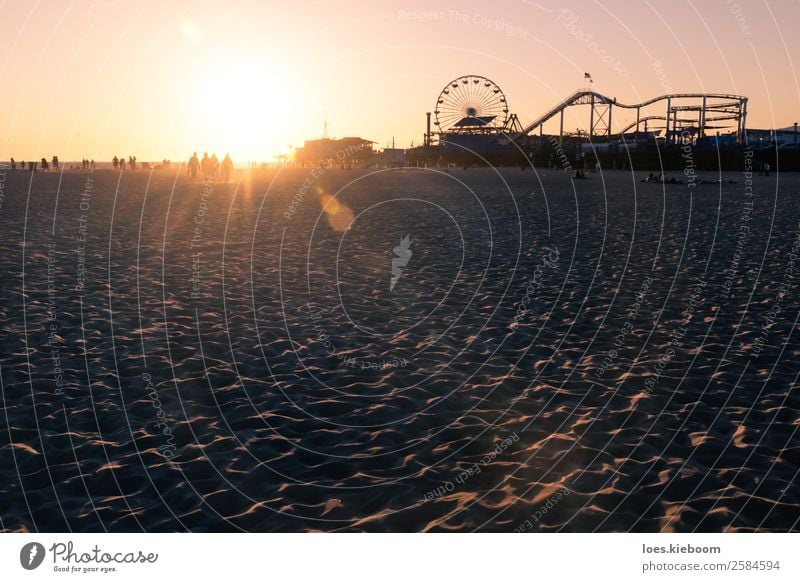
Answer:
[120, 157, 126, 171]
[41, 158, 49, 171]
[200, 152, 210, 178]
[188, 152, 200, 180]
[210, 153, 219, 177]
[221, 153, 233, 183]
[113, 156, 119, 170]
[10, 158, 15, 171]
[52, 156, 59, 170]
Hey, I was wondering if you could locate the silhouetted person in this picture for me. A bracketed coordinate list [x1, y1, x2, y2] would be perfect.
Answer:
[113, 156, 119, 170]
[210, 153, 219, 176]
[129, 156, 136, 170]
[41, 158, 49, 171]
[10, 158, 15, 171]
[200, 152, 210, 178]
[90, 159, 95, 170]
[120, 157, 126, 171]
[188, 152, 200, 179]
[221, 153, 233, 183]
[52, 156, 59, 170]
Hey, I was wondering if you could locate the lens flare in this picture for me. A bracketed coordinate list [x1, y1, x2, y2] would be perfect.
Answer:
[318, 191, 354, 232]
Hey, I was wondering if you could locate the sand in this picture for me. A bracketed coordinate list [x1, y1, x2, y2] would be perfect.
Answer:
[0, 165, 798, 532]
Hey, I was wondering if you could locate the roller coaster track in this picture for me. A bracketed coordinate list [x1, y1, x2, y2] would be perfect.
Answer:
[613, 114, 743, 136]
[514, 90, 747, 140]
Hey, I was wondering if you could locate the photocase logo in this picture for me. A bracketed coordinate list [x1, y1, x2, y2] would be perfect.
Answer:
[20, 542, 46, 570]
[390, 235, 413, 292]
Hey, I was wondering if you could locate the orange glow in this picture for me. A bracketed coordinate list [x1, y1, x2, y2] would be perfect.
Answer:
[319, 192, 354, 232]
[0, 1, 798, 162]
[189, 54, 300, 161]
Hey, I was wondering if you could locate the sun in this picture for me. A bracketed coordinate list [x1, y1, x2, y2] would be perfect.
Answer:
[191, 56, 296, 162]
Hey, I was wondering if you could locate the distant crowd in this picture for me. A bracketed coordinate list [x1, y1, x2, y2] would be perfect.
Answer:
[5, 152, 234, 182]
[111, 156, 173, 171]
[7, 156, 67, 172]
[5, 155, 168, 172]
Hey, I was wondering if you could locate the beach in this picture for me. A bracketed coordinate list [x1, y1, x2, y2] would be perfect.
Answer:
[0, 166, 798, 532]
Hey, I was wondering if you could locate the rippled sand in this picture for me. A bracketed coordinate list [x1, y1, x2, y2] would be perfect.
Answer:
[0, 166, 798, 532]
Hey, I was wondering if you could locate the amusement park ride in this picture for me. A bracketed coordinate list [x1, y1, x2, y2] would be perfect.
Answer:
[426, 74, 748, 147]
[431, 75, 523, 137]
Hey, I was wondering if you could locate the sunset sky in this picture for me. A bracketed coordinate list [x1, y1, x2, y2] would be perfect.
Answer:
[1, 0, 798, 162]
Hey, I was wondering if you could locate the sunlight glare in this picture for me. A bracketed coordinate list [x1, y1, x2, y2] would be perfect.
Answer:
[191, 55, 297, 161]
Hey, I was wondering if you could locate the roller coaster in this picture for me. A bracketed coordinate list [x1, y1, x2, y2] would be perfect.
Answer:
[514, 90, 748, 144]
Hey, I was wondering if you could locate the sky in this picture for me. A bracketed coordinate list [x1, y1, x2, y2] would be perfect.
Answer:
[1, 0, 798, 162]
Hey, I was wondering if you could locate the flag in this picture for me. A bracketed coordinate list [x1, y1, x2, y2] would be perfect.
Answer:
[584, 72, 593, 83]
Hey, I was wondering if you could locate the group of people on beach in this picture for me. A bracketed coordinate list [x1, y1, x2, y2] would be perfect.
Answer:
[5, 153, 230, 176]
[641, 172, 739, 185]
[187, 151, 234, 183]
[112, 155, 138, 170]
[8, 156, 63, 172]
[642, 173, 683, 184]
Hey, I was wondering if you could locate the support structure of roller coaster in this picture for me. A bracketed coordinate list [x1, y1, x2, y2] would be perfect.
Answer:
[513, 90, 748, 145]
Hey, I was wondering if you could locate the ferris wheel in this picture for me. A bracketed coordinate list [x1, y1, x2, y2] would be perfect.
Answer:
[434, 75, 509, 133]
